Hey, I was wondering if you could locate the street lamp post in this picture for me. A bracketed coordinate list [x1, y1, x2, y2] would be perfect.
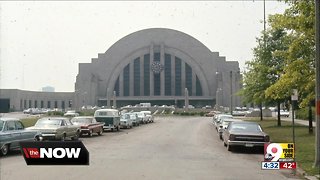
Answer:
[314, 0, 320, 168]
[230, 71, 233, 115]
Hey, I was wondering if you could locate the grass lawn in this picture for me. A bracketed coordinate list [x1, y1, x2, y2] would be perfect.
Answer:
[245, 118, 319, 176]
[21, 117, 39, 128]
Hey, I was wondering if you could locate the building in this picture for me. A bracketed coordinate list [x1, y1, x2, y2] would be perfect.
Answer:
[75, 28, 242, 108]
[0, 28, 242, 112]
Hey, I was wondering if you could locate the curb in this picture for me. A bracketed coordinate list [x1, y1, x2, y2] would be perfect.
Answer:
[296, 167, 319, 180]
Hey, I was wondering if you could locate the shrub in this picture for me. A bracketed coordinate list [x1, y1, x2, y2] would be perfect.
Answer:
[296, 107, 314, 120]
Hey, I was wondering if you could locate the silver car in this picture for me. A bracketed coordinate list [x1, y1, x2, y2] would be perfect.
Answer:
[0, 118, 41, 156]
[27, 117, 80, 141]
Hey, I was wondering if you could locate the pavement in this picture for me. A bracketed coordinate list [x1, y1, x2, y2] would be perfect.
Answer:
[281, 117, 316, 127]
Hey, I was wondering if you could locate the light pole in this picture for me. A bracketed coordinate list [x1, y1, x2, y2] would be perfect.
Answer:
[314, 0, 320, 168]
[230, 71, 233, 115]
[291, 89, 298, 175]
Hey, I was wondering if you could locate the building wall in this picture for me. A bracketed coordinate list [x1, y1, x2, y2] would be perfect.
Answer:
[0, 89, 74, 111]
[75, 28, 242, 109]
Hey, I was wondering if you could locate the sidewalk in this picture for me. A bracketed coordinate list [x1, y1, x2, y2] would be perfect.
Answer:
[281, 117, 316, 127]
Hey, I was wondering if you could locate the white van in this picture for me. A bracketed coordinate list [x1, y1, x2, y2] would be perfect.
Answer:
[94, 109, 120, 131]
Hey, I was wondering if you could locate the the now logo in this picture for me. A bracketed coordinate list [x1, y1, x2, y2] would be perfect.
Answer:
[20, 141, 89, 165]
[23, 147, 81, 158]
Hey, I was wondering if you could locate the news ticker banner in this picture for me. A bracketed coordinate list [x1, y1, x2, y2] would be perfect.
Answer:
[262, 143, 296, 170]
[20, 141, 89, 165]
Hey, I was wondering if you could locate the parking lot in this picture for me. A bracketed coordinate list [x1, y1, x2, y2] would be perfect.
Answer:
[0, 116, 299, 180]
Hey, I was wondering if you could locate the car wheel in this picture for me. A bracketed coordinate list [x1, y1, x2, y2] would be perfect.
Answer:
[72, 131, 80, 140]
[117, 126, 120, 131]
[1, 144, 9, 156]
[227, 143, 233, 151]
[61, 134, 66, 141]
[97, 128, 103, 136]
[34, 136, 40, 141]
[88, 130, 93, 137]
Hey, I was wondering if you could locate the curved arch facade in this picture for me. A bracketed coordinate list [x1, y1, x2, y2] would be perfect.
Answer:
[75, 28, 242, 108]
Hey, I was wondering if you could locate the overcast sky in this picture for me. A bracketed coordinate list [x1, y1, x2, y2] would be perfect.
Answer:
[0, 1, 288, 92]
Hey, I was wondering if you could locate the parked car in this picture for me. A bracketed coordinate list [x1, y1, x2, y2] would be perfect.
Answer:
[222, 121, 270, 151]
[0, 118, 42, 156]
[279, 110, 290, 117]
[131, 112, 143, 125]
[217, 118, 243, 140]
[120, 113, 134, 129]
[205, 111, 216, 117]
[136, 111, 149, 124]
[141, 111, 154, 123]
[64, 110, 79, 117]
[27, 117, 80, 141]
[213, 114, 233, 131]
[70, 116, 104, 136]
[94, 109, 121, 131]
[126, 113, 139, 126]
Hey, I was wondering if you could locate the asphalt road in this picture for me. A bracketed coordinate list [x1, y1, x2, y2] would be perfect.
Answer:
[0, 116, 300, 180]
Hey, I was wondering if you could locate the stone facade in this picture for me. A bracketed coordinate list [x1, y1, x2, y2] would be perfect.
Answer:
[75, 28, 242, 108]
[0, 28, 242, 112]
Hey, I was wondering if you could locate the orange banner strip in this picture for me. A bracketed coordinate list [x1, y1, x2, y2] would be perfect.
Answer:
[317, 100, 320, 116]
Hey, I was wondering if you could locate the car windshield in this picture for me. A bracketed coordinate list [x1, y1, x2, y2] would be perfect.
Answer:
[121, 114, 130, 119]
[230, 123, 262, 132]
[71, 118, 92, 124]
[0, 120, 4, 131]
[35, 119, 61, 127]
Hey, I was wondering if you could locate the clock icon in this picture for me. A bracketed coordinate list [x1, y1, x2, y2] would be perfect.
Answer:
[151, 61, 164, 74]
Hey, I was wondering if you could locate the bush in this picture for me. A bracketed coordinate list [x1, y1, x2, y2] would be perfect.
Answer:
[48, 111, 64, 116]
[296, 107, 314, 120]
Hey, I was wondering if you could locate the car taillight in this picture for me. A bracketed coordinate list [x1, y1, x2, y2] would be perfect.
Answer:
[265, 135, 270, 142]
[229, 134, 235, 141]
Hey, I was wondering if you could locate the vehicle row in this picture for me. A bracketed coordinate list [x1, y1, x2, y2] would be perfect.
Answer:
[212, 113, 270, 152]
[0, 109, 155, 156]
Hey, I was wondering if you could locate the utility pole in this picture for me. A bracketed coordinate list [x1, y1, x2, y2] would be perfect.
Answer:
[314, 0, 320, 168]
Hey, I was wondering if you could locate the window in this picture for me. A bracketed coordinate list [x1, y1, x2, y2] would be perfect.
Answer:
[114, 77, 119, 96]
[134, 58, 140, 96]
[144, 54, 150, 96]
[165, 54, 171, 96]
[175, 57, 182, 96]
[185, 64, 192, 95]
[123, 64, 130, 96]
[15, 121, 24, 130]
[61, 101, 65, 110]
[196, 76, 203, 96]
[6, 121, 16, 131]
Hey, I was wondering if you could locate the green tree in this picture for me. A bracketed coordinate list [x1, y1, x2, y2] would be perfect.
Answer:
[265, 0, 315, 108]
[241, 28, 289, 123]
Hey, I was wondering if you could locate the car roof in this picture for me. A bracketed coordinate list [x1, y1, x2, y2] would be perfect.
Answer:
[0, 117, 20, 121]
[222, 118, 242, 122]
[95, 109, 118, 112]
[72, 116, 94, 119]
[39, 117, 69, 120]
[229, 121, 259, 125]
